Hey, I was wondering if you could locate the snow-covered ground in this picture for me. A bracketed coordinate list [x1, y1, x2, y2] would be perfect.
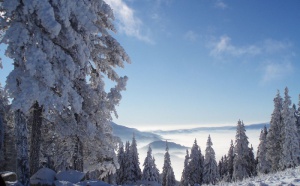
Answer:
[208, 166, 300, 186]
[26, 167, 300, 186]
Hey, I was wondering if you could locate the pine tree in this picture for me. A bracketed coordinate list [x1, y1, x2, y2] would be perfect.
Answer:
[233, 120, 250, 181]
[280, 87, 300, 169]
[226, 140, 234, 181]
[123, 141, 132, 183]
[152, 157, 161, 183]
[257, 126, 270, 174]
[203, 135, 218, 185]
[130, 134, 142, 182]
[1, 0, 130, 181]
[180, 149, 190, 186]
[217, 156, 224, 180]
[187, 139, 203, 185]
[222, 155, 228, 181]
[295, 95, 300, 145]
[116, 143, 126, 185]
[0, 84, 9, 171]
[266, 90, 283, 172]
[247, 145, 257, 177]
[142, 146, 160, 183]
[162, 141, 176, 186]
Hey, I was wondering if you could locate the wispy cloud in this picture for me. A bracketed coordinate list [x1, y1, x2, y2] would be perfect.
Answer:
[209, 35, 292, 59]
[215, 0, 228, 9]
[210, 35, 261, 58]
[263, 39, 292, 53]
[105, 0, 153, 44]
[261, 62, 293, 84]
[208, 35, 294, 83]
[184, 30, 198, 42]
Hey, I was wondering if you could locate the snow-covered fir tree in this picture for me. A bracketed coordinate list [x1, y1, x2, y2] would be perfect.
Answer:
[0, 0, 130, 181]
[187, 139, 203, 185]
[152, 157, 161, 183]
[142, 146, 160, 183]
[203, 135, 218, 185]
[123, 141, 132, 183]
[257, 126, 270, 174]
[116, 143, 126, 185]
[295, 95, 300, 146]
[266, 90, 283, 172]
[218, 156, 225, 180]
[226, 140, 234, 181]
[233, 120, 250, 181]
[180, 149, 190, 186]
[162, 141, 176, 186]
[247, 145, 257, 177]
[279, 87, 300, 169]
[0, 83, 9, 171]
[129, 134, 142, 182]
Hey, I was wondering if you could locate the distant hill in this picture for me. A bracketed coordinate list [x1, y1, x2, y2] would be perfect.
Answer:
[140, 140, 190, 151]
[111, 122, 162, 144]
[150, 122, 270, 135]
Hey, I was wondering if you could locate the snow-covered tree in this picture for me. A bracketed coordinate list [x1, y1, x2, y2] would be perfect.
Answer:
[295, 95, 300, 145]
[142, 146, 160, 183]
[129, 134, 142, 182]
[218, 156, 225, 180]
[116, 143, 126, 185]
[187, 139, 203, 185]
[266, 90, 283, 172]
[152, 157, 161, 183]
[180, 149, 190, 186]
[203, 135, 218, 185]
[247, 145, 257, 177]
[233, 120, 250, 181]
[226, 140, 234, 181]
[0, 0, 130, 181]
[257, 126, 270, 174]
[162, 141, 176, 186]
[122, 141, 132, 183]
[0, 83, 9, 171]
[279, 87, 300, 169]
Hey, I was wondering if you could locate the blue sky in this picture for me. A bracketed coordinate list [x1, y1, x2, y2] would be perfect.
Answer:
[1, 0, 300, 130]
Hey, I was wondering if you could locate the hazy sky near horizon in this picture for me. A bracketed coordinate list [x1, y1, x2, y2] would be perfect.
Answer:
[1, 0, 300, 129]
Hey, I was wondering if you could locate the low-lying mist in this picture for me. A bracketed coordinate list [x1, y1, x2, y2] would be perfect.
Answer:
[138, 129, 261, 181]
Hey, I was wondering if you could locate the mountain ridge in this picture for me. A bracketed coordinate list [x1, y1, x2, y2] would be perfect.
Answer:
[149, 122, 270, 134]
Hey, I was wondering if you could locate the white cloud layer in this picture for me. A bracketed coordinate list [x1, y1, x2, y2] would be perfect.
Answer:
[105, 0, 153, 44]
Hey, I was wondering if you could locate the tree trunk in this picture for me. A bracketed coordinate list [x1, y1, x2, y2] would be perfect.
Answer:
[29, 102, 43, 176]
[15, 109, 30, 186]
[73, 113, 83, 171]
[4, 112, 17, 172]
[73, 135, 83, 171]
[0, 113, 4, 171]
